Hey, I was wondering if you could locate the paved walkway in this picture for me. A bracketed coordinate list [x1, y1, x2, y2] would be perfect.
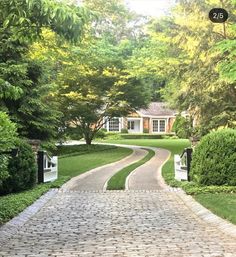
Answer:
[0, 143, 236, 257]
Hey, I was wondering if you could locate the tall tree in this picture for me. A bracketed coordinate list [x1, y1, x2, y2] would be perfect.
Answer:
[132, 0, 236, 136]
[58, 39, 151, 144]
[0, 0, 88, 140]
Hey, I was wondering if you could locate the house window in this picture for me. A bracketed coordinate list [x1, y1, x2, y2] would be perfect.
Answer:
[152, 120, 159, 132]
[152, 119, 166, 132]
[108, 118, 120, 131]
[159, 120, 166, 132]
[128, 121, 135, 130]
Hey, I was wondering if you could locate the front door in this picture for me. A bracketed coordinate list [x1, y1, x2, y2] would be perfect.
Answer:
[128, 120, 140, 133]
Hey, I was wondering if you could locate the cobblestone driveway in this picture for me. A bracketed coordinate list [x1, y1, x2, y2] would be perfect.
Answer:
[1, 190, 236, 257]
[0, 144, 236, 256]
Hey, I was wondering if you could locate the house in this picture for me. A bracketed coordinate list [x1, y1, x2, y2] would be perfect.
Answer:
[104, 102, 176, 133]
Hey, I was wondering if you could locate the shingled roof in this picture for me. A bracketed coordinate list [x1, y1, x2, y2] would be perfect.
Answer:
[137, 102, 176, 117]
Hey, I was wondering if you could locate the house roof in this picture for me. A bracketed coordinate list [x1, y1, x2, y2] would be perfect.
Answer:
[137, 102, 176, 117]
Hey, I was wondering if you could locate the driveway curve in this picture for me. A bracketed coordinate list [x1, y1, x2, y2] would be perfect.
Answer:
[62, 146, 147, 191]
[126, 147, 170, 190]
[1, 141, 236, 256]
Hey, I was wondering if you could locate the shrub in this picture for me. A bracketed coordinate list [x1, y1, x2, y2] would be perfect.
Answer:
[120, 134, 175, 139]
[0, 112, 18, 183]
[172, 114, 192, 139]
[121, 128, 128, 133]
[143, 128, 149, 133]
[0, 140, 37, 195]
[190, 129, 236, 186]
[95, 128, 107, 139]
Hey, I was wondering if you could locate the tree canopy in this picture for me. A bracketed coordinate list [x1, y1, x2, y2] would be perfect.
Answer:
[1, 0, 235, 147]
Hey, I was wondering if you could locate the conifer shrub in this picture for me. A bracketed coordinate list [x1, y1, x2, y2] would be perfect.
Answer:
[0, 140, 37, 195]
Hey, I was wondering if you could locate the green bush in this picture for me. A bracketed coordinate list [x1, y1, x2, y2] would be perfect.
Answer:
[172, 114, 191, 139]
[120, 134, 175, 139]
[0, 140, 37, 195]
[190, 129, 236, 186]
[0, 112, 18, 183]
[121, 128, 128, 133]
[95, 128, 107, 139]
[143, 128, 149, 133]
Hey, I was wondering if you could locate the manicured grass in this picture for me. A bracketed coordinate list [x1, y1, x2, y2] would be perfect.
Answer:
[107, 149, 155, 190]
[0, 144, 132, 225]
[59, 146, 132, 177]
[194, 193, 236, 225]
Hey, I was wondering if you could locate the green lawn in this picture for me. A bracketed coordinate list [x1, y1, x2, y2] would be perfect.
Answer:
[107, 149, 155, 190]
[59, 146, 132, 177]
[195, 193, 236, 225]
[0, 144, 132, 225]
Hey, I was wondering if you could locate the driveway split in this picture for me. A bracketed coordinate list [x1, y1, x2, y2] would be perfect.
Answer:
[0, 143, 236, 256]
[126, 147, 170, 190]
[62, 146, 147, 191]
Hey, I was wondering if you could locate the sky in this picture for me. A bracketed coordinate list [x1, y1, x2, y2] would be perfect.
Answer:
[124, 0, 176, 17]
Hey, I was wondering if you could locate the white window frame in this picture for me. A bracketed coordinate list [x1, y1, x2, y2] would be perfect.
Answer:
[152, 119, 166, 133]
[128, 120, 135, 130]
[107, 118, 121, 132]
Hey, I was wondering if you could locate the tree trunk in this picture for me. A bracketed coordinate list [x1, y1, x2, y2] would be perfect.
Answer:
[85, 136, 92, 145]
[84, 132, 93, 145]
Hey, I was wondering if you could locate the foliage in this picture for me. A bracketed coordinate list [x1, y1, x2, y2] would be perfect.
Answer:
[58, 36, 151, 145]
[0, 140, 37, 195]
[0, 0, 88, 142]
[120, 134, 175, 139]
[83, 0, 146, 44]
[94, 128, 107, 139]
[107, 149, 155, 190]
[0, 0, 87, 42]
[143, 128, 149, 133]
[54, 144, 118, 157]
[0, 176, 69, 225]
[181, 182, 236, 195]
[120, 128, 128, 133]
[172, 114, 192, 138]
[129, 0, 236, 135]
[190, 129, 236, 186]
[0, 112, 18, 183]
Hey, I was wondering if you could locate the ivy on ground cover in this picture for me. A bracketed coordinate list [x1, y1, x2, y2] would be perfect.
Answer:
[0, 176, 69, 225]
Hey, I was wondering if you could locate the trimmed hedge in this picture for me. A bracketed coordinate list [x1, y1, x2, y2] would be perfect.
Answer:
[0, 140, 37, 195]
[120, 133, 175, 139]
[190, 129, 236, 186]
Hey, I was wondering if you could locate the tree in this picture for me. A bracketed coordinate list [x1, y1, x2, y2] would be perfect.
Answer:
[134, 0, 236, 136]
[58, 39, 151, 144]
[83, 0, 147, 44]
[0, 112, 18, 184]
[0, 0, 88, 141]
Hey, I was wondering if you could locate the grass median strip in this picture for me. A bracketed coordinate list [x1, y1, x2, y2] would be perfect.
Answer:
[107, 148, 155, 190]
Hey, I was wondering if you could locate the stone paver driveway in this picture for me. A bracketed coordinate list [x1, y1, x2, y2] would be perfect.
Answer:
[1, 190, 236, 257]
[0, 144, 236, 257]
